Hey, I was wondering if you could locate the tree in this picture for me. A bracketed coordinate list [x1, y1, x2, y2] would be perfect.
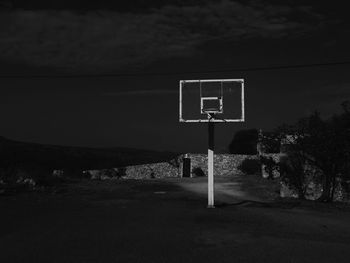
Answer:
[279, 151, 311, 199]
[277, 102, 350, 202]
[259, 131, 281, 154]
[229, 129, 258, 154]
[260, 156, 279, 180]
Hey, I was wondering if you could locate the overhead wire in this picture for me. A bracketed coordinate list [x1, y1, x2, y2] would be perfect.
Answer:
[0, 61, 349, 79]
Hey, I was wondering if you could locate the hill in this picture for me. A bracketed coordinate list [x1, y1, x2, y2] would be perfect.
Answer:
[0, 136, 180, 171]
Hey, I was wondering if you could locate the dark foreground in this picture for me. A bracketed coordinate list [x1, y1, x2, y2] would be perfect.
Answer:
[1, 176, 350, 263]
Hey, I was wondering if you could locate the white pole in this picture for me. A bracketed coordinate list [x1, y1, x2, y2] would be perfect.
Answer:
[179, 81, 183, 121]
[241, 80, 245, 121]
[208, 117, 215, 208]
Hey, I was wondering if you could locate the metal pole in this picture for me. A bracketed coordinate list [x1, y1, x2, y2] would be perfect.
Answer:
[208, 115, 215, 208]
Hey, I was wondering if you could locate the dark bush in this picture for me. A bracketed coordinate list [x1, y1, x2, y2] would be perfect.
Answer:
[229, 129, 259, 154]
[101, 168, 117, 178]
[238, 158, 261, 175]
[25, 166, 61, 187]
[260, 156, 279, 180]
[192, 167, 205, 177]
[63, 168, 85, 178]
[279, 154, 308, 199]
[115, 167, 127, 178]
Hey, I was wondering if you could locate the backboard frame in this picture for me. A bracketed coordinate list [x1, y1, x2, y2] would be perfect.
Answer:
[179, 79, 245, 123]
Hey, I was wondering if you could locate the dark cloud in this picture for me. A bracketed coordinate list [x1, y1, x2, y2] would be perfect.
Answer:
[102, 89, 177, 96]
[0, 1, 325, 72]
[2, 0, 216, 12]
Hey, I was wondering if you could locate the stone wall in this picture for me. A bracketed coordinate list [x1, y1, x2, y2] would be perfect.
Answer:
[122, 153, 257, 179]
[85, 154, 263, 179]
[181, 153, 258, 177]
[84, 153, 287, 180]
[181, 153, 285, 178]
[123, 161, 180, 180]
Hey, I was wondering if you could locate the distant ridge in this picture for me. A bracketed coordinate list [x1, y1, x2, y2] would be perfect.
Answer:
[0, 136, 180, 170]
[0, 0, 210, 12]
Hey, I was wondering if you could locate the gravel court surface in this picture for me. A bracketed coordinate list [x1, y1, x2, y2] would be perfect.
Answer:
[1, 176, 350, 263]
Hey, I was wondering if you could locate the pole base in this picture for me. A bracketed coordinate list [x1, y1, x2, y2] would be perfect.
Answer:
[207, 205, 215, 209]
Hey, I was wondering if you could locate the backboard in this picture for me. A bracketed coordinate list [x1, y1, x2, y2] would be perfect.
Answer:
[179, 79, 244, 123]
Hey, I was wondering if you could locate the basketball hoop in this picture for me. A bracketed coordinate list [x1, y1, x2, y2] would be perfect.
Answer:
[179, 79, 245, 208]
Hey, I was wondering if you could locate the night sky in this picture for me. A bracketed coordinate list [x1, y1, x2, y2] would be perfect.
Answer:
[0, 1, 349, 153]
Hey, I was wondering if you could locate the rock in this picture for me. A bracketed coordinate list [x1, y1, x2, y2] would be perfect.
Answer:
[52, 170, 64, 177]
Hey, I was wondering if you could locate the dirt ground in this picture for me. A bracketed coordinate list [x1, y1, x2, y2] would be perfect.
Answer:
[1, 175, 350, 263]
